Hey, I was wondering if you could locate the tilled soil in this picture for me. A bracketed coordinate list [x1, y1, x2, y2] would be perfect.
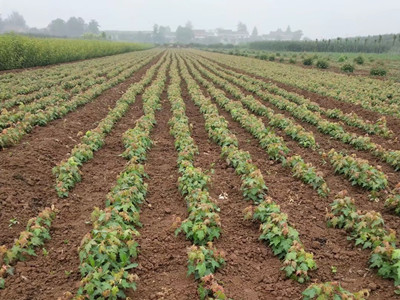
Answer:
[0, 55, 162, 299]
[181, 77, 303, 299]
[193, 57, 400, 233]
[126, 73, 198, 300]
[1, 50, 400, 299]
[0, 94, 147, 300]
[182, 56, 396, 298]
[0, 53, 163, 245]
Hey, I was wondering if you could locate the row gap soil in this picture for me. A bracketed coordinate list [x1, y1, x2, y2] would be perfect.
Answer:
[182, 56, 396, 298]
[0, 52, 164, 245]
[126, 66, 197, 300]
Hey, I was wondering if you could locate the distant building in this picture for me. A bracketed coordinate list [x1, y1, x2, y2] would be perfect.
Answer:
[262, 26, 303, 41]
[106, 25, 303, 45]
[193, 29, 208, 40]
[215, 28, 249, 44]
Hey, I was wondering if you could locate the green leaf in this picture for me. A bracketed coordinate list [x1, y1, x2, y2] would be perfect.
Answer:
[286, 251, 297, 261]
[196, 262, 207, 277]
[125, 263, 138, 270]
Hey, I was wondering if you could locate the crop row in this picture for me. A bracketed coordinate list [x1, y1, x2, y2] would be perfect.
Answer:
[0, 52, 155, 129]
[187, 56, 317, 150]
[73, 53, 169, 299]
[178, 54, 317, 284]
[196, 56, 392, 138]
[184, 57, 330, 197]
[52, 53, 166, 197]
[0, 50, 150, 101]
[1, 74, 106, 129]
[0, 55, 136, 111]
[186, 55, 400, 203]
[0, 52, 159, 149]
[191, 55, 400, 183]
[327, 190, 400, 290]
[0, 206, 58, 289]
[168, 58, 227, 299]
[193, 53, 400, 173]
[0, 55, 116, 109]
[184, 52, 394, 297]
[196, 50, 400, 118]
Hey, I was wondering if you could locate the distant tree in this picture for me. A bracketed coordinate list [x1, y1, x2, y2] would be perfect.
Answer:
[153, 24, 159, 34]
[286, 25, 292, 33]
[48, 18, 67, 36]
[251, 26, 258, 37]
[66, 17, 85, 37]
[237, 21, 248, 34]
[3, 11, 27, 32]
[158, 26, 170, 44]
[87, 19, 100, 34]
[176, 22, 194, 44]
[153, 24, 170, 44]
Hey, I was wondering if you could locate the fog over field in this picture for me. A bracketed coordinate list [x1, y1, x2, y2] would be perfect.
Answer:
[1, 0, 399, 39]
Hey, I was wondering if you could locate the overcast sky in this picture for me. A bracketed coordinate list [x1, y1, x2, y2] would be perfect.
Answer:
[1, 0, 399, 39]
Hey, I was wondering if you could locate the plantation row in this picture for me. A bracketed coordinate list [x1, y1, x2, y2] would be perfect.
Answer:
[187, 52, 400, 205]
[179, 52, 400, 293]
[0, 49, 162, 148]
[194, 50, 400, 118]
[184, 53, 400, 206]
[1, 49, 400, 299]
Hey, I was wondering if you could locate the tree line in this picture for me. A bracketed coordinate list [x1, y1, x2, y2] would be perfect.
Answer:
[0, 11, 105, 39]
[248, 34, 400, 53]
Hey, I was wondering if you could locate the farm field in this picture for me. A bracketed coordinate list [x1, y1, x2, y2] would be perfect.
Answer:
[205, 48, 400, 82]
[1, 48, 400, 299]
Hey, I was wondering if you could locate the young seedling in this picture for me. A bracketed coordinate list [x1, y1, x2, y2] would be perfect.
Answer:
[8, 218, 19, 228]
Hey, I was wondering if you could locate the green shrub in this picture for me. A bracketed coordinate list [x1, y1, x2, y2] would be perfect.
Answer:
[338, 55, 347, 62]
[341, 64, 354, 73]
[289, 58, 296, 64]
[279, 58, 284, 63]
[316, 60, 329, 69]
[268, 55, 275, 61]
[370, 67, 387, 76]
[303, 57, 313, 66]
[354, 55, 364, 65]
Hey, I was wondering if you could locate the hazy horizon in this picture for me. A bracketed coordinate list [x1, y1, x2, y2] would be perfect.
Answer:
[1, 0, 400, 39]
